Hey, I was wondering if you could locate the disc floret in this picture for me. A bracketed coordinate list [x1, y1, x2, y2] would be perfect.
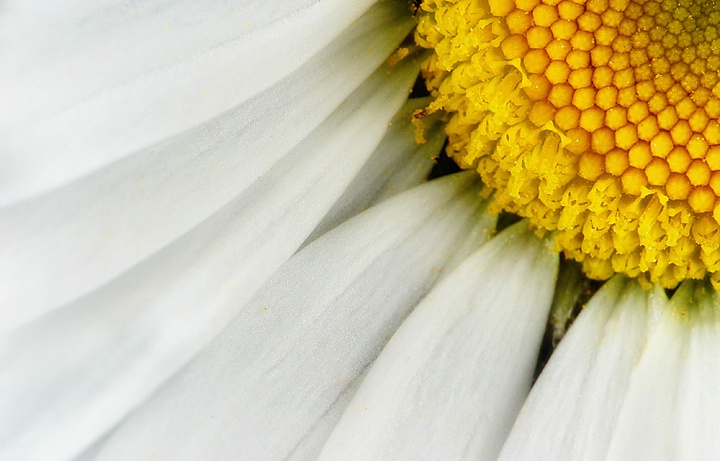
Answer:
[416, 0, 720, 288]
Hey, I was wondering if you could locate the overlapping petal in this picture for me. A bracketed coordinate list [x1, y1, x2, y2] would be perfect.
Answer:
[89, 173, 496, 460]
[318, 221, 559, 460]
[0, 0, 409, 202]
[307, 96, 445, 241]
[500, 276, 720, 460]
[0, 43, 420, 461]
[0, 0, 414, 330]
[498, 276, 667, 460]
[607, 282, 720, 460]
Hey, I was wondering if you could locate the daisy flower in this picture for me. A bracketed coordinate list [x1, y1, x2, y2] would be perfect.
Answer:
[2, 0, 719, 460]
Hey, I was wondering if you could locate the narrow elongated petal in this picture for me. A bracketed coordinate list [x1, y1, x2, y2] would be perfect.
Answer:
[606, 282, 720, 460]
[317, 221, 558, 460]
[498, 276, 668, 461]
[0, 57, 419, 461]
[286, 367, 371, 461]
[0, 1, 414, 330]
[91, 173, 497, 461]
[307, 97, 444, 240]
[0, 0, 406, 203]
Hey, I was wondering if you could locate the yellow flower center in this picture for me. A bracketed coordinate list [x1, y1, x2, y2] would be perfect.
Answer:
[415, 0, 720, 288]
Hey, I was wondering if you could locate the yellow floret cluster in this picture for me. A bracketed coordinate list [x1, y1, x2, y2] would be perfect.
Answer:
[415, 0, 720, 288]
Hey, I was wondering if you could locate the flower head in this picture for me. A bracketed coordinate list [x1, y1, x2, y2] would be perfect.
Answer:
[416, 0, 720, 288]
[2, 1, 720, 460]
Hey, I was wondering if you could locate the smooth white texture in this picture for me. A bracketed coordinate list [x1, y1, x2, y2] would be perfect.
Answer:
[306, 97, 445, 241]
[286, 366, 371, 461]
[317, 221, 559, 461]
[0, 0, 401, 203]
[497, 276, 667, 461]
[606, 282, 720, 460]
[92, 173, 497, 461]
[0, 1, 414, 331]
[0, 57, 419, 461]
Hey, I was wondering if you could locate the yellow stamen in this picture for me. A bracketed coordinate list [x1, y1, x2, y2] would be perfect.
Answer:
[415, 0, 720, 288]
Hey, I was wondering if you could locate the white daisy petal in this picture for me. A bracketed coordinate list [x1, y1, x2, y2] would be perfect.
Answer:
[0, 56, 419, 461]
[497, 276, 668, 461]
[0, 0, 410, 203]
[91, 173, 497, 461]
[72, 434, 112, 461]
[0, 1, 414, 330]
[307, 96, 444, 240]
[606, 282, 720, 460]
[286, 366, 371, 461]
[317, 221, 558, 461]
[675, 290, 720, 459]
